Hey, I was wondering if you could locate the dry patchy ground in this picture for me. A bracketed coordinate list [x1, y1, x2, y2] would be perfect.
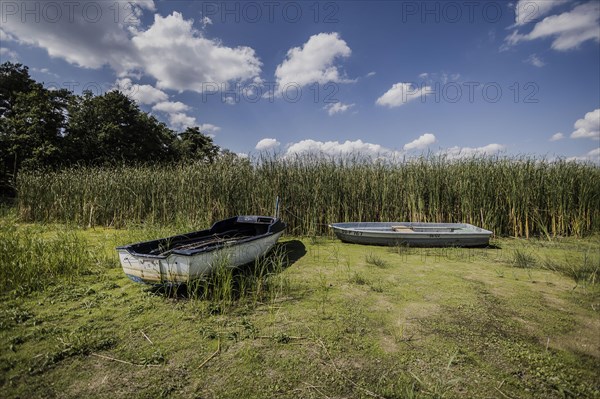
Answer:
[1, 228, 599, 398]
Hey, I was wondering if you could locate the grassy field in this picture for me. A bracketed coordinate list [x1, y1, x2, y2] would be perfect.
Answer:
[1, 219, 598, 398]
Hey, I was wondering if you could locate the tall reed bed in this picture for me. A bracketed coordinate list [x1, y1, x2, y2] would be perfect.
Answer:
[17, 155, 600, 237]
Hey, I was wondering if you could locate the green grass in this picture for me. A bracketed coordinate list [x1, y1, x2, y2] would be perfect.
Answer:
[511, 248, 537, 268]
[1, 221, 599, 398]
[16, 155, 600, 237]
[365, 252, 389, 268]
[0, 218, 95, 294]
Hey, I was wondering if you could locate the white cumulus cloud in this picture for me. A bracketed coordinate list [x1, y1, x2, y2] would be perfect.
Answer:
[376, 83, 433, 108]
[403, 133, 437, 151]
[505, 2, 600, 51]
[0, 47, 18, 60]
[150, 100, 221, 135]
[152, 101, 190, 113]
[570, 108, 600, 140]
[0, 28, 15, 42]
[567, 148, 600, 163]
[169, 113, 197, 130]
[275, 32, 352, 90]
[513, 0, 568, 26]
[198, 123, 221, 134]
[324, 102, 355, 116]
[132, 12, 262, 92]
[1, 5, 262, 90]
[253, 137, 512, 162]
[168, 116, 219, 135]
[115, 78, 168, 105]
[550, 132, 565, 141]
[285, 139, 402, 159]
[525, 54, 545, 67]
[441, 144, 505, 159]
[0, 1, 153, 75]
[255, 138, 281, 150]
[201, 16, 213, 28]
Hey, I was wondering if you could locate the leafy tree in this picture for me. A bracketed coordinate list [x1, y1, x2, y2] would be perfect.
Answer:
[65, 90, 176, 165]
[5, 86, 70, 168]
[0, 62, 37, 118]
[0, 61, 225, 196]
[174, 126, 220, 162]
[0, 62, 70, 193]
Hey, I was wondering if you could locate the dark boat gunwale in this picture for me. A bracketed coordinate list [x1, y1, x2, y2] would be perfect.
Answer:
[329, 222, 492, 236]
[329, 222, 492, 247]
[116, 216, 286, 259]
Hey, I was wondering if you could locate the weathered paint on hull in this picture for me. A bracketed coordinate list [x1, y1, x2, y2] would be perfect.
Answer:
[330, 222, 491, 247]
[119, 232, 283, 284]
[333, 231, 489, 247]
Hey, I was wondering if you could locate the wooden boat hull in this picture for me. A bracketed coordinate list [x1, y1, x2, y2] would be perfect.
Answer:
[329, 222, 492, 247]
[117, 216, 286, 284]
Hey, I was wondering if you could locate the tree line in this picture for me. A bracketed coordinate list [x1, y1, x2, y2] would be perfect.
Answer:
[0, 62, 222, 196]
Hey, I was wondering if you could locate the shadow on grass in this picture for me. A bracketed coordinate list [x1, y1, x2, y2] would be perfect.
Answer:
[148, 240, 306, 301]
[389, 242, 502, 255]
[277, 239, 307, 266]
[486, 243, 502, 249]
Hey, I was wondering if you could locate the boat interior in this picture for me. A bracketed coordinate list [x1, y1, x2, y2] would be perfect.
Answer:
[120, 216, 282, 257]
[391, 225, 463, 233]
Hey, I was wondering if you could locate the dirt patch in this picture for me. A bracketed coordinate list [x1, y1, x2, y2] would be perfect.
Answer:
[377, 302, 442, 352]
[396, 302, 441, 324]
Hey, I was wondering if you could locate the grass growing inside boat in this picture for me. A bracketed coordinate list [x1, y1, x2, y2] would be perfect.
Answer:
[180, 244, 292, 310]
[1, 221, 599, 398]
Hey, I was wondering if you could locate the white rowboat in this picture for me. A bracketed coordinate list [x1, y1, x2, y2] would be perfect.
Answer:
[329, 222, 492, 247]
[117, 216, 286, 284]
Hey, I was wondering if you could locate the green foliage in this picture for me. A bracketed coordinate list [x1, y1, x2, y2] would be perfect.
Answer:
[17, 155, 600, 237]
[7, 86, 70, 167]
[29, 331, 117, 375]
[0, 63, 71, 193]
[348, 271, 369, 285]
[365, 252, 388, 268]
[0, 219, 96, 294]
[511, 249, 537, 268]
[0, 62, 220, 195]
[66, 91, 177, 165]
[0, 62, 37, 111]
[542, 251, 600, 285]
[185, 244, 289, 309]
[174, 127, 220, 162]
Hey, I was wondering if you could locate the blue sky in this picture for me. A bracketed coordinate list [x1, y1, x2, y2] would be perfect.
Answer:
[1, 0, 598, 161]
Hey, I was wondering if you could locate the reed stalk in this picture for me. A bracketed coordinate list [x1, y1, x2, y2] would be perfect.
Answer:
[16, 155, 600, 237]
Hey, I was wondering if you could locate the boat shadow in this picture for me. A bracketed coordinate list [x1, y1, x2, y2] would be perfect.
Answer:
[149, 239, 306, 299]
[276, 239, 307, 266]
